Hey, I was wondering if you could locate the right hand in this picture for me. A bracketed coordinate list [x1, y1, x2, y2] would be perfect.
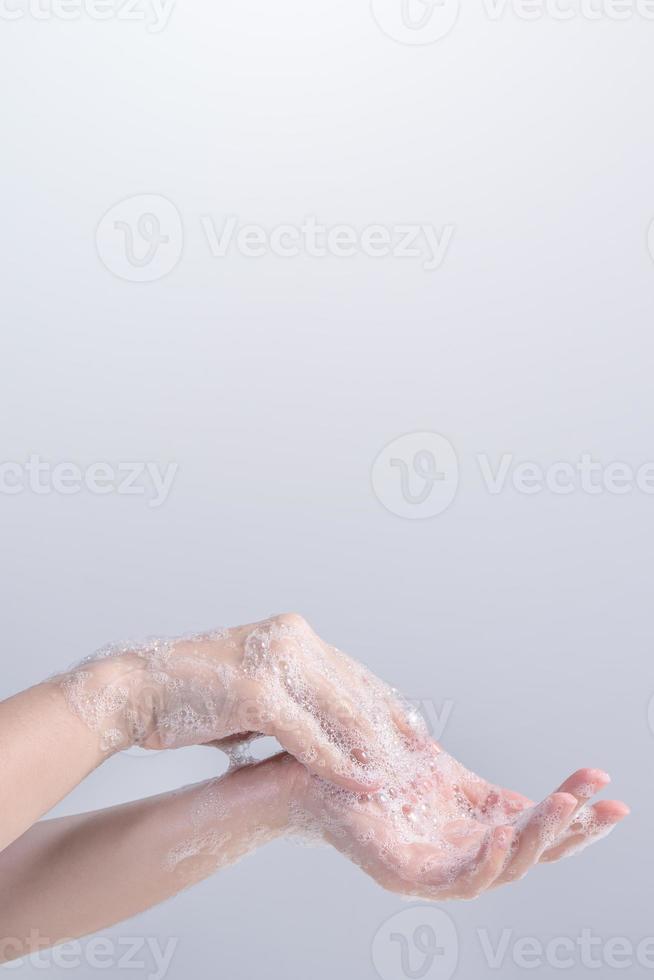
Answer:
[60, 613, 423, 793]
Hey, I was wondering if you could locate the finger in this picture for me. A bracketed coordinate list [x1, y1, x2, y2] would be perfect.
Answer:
[271, 705, 381, 794]
[386, 694, 431, 746]
[293, 670, 385, 776]
[248, 627, 383, 791]
[475, 768, 610, 826]
[455, 768, 533, 821]
[399, 822, 515, 900]
[454, 825, 516, 898]
[314, 683, 381, 767]
[497, 789, 534, 818]
[494, 792, 578, 885]
[276, 621, 420, 770]
[463, 782, 532, 820]
[275, 641, 384, 771]
[203, 733, 261, 750]
[540, 800, 630, 863]
[554, 768, 611, 814]
[313, 641, 421, 754]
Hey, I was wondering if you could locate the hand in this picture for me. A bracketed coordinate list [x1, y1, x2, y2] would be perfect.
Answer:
[59, 614, 415, 792]
[289, 743, 629, 900]
[439, 756, 629, 877]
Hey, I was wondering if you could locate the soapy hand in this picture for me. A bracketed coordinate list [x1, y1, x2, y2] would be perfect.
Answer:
[289, 745, 629, 899]
[58, 612, 628, 901]
[59, 614, 415, 793]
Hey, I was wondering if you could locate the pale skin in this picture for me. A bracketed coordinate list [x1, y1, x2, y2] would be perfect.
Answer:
[0, 615, 629, 962]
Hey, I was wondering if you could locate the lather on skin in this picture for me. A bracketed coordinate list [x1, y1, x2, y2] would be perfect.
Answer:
[0, 615, 629, 960]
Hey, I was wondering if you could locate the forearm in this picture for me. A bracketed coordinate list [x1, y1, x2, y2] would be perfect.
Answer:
[0, 680, 113, 852]
[0, 755, 298, 961]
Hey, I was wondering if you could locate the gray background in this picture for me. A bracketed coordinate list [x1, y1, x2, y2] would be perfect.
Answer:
[1, 1, 652, 977]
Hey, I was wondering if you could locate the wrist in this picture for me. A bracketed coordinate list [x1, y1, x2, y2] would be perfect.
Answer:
[265, 753, 312, 833]
[224, 753, 310, 835]
[58, 653, 155, 755]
